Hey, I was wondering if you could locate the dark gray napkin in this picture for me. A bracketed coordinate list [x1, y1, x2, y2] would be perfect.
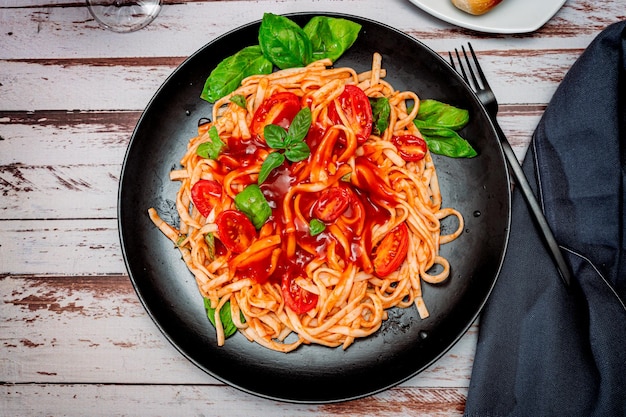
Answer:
[464, 21, 626, 416]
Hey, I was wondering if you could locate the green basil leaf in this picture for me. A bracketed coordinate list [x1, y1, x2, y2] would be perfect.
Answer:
[418, 125, 477, 158]
[416, 99, 469, 130]
[258, 152, 285, 184]
[234, 184, 272, 229]
[258, 13, 312, 70]
[204, 233, 216, 261]
[285, 107, 312, 145]
[196, 126, 225, 159]
[203, 298, 238, 338]
[264, 124, 288, 149]
[370, 97, 390, 136]
[309, 218, 326, 236]
[200, 45, 273, 103]
[285, 141, 311, 162]
[230, 94, 247, 108]
[303, 16, 361, 62]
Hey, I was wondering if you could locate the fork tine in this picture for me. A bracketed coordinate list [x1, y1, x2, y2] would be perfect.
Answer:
[452, 48, 469, 83]
[461, 44, 482, 91]
[467, 43, 490, 90]
[448, 51, 456, 70]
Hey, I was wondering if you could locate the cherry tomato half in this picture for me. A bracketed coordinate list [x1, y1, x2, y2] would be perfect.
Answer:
[328, 85, 373, 144]
[281, 273, 319, 314]
[313, 184, 352, 222]
[251, 92, 301, 138]
[191, 179, 222, 218]
[372, 223, 409, 278]
[215, 210, 256, 253]
[392, 134, 428, 162]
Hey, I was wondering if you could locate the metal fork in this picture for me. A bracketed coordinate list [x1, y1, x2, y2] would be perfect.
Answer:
[450, 43, 572, 288]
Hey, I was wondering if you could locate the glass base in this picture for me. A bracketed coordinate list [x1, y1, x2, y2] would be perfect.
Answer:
[87, 0, 162, 33]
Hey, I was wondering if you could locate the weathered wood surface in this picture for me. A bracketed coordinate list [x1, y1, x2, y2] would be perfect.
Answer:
[1, 0, 624, 415]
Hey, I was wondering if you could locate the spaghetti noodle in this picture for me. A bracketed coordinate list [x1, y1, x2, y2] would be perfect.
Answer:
[148, 53, 464, 352]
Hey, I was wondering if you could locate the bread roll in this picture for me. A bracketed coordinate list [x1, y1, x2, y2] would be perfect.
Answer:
[451, 0, 503, 15]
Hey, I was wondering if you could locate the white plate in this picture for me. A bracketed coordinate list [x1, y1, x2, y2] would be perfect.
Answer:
[408, 0, 566, 34]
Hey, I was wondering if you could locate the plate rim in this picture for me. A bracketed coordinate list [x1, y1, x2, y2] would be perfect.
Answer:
[408, 0, 567, 34]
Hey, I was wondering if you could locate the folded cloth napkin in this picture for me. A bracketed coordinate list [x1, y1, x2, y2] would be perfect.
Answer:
[464, 21, 626, 416]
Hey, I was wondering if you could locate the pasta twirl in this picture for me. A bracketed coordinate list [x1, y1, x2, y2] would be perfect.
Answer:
[148, 53, 464, 352]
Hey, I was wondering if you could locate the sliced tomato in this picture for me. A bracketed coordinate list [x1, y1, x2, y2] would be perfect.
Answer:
[251, 92, 301, 138]
[372, 223, 409, 277]
[392, 134, 428, 162]
[191, 179, 222, 217]
[215, 210, 256, 253]
[281, 273, 318, 314]
[328, 85, 373, 144]
[313, 184, 352, 222]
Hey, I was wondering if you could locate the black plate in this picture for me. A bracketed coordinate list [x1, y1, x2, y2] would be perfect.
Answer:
[118, 13, 510, 403]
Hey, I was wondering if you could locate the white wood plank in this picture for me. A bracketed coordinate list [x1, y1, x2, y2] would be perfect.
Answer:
[0, 163, 122, 218]
[0, 219, 125, 274]
[0, 60, 175, 111]
[1, 384, 467, 417]
[0, 274, 476, 387]
[0, 111, 136, 167]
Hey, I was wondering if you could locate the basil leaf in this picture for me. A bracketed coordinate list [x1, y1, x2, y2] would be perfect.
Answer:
[285, 141, 311, 162]
[303, 16, 361, 62]
[258, 152, 285, 184]
[203, 298, 238, 338]
[205, 233, 216, 261]
[230, 94, 247, 108]
[264, 124, 288, 149]
[196, 126, 225, 159]
[200, 45, 272, 103]
[285, 107, 312, 145]
[416, 99, 469, 130]
[234, 184, 272, 229]
[309, 218, 326, 236]
[370, 97, 390, 136]
[417, 125, 477, 158]
[258, 13, 312, 70]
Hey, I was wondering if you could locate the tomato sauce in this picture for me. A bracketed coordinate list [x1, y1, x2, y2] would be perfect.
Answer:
[212, 90, 401, 284]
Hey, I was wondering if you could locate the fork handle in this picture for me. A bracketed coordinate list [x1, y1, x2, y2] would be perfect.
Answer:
[493, 122, 572, 287]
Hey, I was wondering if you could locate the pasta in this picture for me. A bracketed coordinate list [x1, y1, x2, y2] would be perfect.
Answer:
[148, 53, 464, 352]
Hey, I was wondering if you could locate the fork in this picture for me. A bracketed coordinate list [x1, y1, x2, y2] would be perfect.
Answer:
[449, 43, 572, 288]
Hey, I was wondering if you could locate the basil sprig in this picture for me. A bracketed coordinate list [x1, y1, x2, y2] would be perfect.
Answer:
[303, 16, 362, 63]
[200, 46, 272, 103]
[201, 14, 361, 103]
[234, 184, 272, 229]
[230, 94, 247, 108]
[259, 12, 312, 69]
[370, 97, 391, 136]
[196, 126, 225, 159]
[309, 218, 326, 236]
[203, 298, 243, 339]
[258, 107, 312, 183]
[413, 99, 477, 158]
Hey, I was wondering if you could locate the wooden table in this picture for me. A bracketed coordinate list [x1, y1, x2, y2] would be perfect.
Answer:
[1, 1, 623, 415]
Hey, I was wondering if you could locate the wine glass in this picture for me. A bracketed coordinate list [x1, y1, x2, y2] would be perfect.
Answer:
[86, 0, 162, 33]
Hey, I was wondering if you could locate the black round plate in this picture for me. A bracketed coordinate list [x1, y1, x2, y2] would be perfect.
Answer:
[118, 12, 510, 403]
